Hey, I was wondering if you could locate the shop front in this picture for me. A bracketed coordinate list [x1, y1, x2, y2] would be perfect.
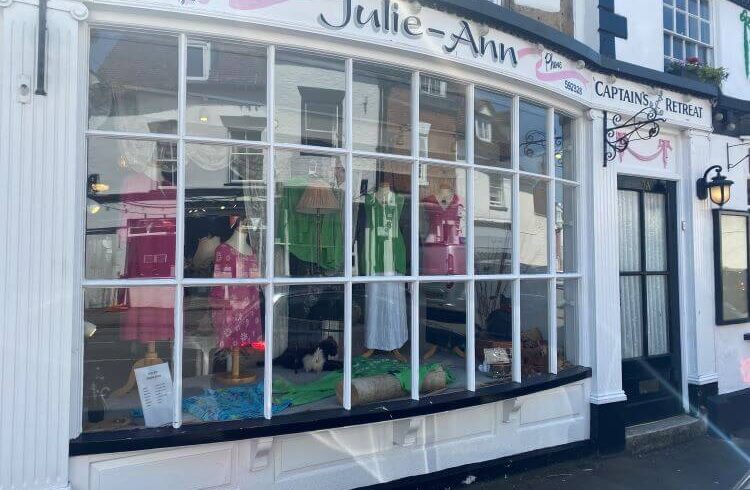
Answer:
[0, 0, 716, 489]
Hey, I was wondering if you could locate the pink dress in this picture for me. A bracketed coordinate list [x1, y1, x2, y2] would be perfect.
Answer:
[421, 194, 466, 275]
[119, 173, 177, 343]
[209, 243, 263, 349]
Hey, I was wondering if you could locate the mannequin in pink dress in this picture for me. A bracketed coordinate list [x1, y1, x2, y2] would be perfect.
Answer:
[114, 171, 177, 397]
[420, 184, 467, 361]
[209, 217, 262, 384]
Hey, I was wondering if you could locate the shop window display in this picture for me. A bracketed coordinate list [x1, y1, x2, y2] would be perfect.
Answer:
[81, 29, 582, 433]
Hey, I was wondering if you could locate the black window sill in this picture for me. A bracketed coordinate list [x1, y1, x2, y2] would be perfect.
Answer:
[69, 366, 591, 456]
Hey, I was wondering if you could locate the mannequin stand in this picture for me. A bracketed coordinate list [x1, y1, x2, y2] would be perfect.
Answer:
[113, 341, 163, 397]
[216, 347, 256, 385]
[362, 348, 408, 363]
[422, 343, 465, 361]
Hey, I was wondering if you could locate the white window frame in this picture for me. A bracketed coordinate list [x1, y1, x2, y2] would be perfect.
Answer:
[663, 0, 714, 67]
[186, 40, 211, 81]
[77, 22, 586, 436]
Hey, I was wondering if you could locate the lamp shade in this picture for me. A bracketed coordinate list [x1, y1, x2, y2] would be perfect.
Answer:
[708, 178, 733, 206]
[296, 181, 340, 215]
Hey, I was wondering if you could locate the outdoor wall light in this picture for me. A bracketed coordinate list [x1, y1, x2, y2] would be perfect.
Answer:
[697, 165, 734, 207]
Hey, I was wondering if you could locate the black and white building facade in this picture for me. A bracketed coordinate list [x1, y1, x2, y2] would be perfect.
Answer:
[0, 0, 749, 489]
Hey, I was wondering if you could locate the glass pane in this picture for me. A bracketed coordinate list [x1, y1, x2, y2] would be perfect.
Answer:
[676, 0, 685, 10]
[419, 75, 466, 161]
[556, 279, 578, 371]
[272, 285, 344, 415]
[620, 276, 644, 359]
[420, 282, 467, 396]
[618, 190, 641, 272]
[83, 287, 175, 432]
[519, 177, 549, 274]
[86, 137, 177, 280]
[274, 150, 345, 277]
[701, 21, 711, 44]
[353, 63, 412, 156]
[474, 170, 512, 275]
[521, 280, 549, 379]
[89, 30, 178, 133]
[475, 281, 513, 387]
[519, 101, 548, 175]
[673, 38, 684, 60]
[186, 40, 267, 141]
[182, 286, 266, 424]
[275, 51, 345, 148]
[689, 16, 699, 40]
[646, 276, 669, 356]
[664, 6, 674, 30]
[185, 144, 267, 279]
[664, 35, 672, 57]
[686, 42, 697, 59]
[700, 0, 709, 19]
[350, 283, 412, 407]
[556, 183, 577, 273]
[676, 12, 686, 35]
[474, 89, 512, 169]
[688, 0, 698, 15]
[554, 113, 575, 180]
[698, 46, 709, 64]
[720, 214, 749, 321]
[419, 165, 468, 275]
[644, 192, 667, 272]
[353, 158, 412, 277]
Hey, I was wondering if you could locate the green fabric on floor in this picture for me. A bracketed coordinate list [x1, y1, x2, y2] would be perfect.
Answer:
[272, 356, 454, 407]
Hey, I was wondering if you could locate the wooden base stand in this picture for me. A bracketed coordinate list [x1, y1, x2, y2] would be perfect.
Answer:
[113, 341, 163, 397]
[362, 348, 408, 363]
[215, 347, 256, 385]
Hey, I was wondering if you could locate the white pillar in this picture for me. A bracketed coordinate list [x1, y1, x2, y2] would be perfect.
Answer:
[584, 110, 627, 406]
[0, 1, 87, 488]
[681, 130, 718, 388]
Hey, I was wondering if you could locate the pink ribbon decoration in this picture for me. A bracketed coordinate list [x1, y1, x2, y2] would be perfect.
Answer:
[518, 47, 589, 86]
[615, 132, 673, 168]
[742, 358, 750, 384]
[228, 0, 289, 9]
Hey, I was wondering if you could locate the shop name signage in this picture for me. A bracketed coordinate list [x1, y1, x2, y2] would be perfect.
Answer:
[595, 81, 704, 119]
[319, 0, 520, 66]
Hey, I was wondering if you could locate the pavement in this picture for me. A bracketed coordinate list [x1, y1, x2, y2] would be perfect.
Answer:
[465, 430, 750, 490]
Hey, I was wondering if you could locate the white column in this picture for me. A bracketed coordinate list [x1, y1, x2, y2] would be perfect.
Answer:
[0, 1, 87, 488]
[681, 130, 718, 388]
[584, 110, 627, 405]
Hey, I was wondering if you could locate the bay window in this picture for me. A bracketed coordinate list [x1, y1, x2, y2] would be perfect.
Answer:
[82, 28, 583, 434]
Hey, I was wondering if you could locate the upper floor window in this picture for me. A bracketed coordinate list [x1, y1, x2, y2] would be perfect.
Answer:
[663, 0, 713, 67]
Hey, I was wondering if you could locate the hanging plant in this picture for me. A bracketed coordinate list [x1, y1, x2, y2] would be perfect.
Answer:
[667, 57, 729, 87]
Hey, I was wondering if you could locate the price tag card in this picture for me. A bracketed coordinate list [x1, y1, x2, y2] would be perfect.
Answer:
[135, 363, 174, 428]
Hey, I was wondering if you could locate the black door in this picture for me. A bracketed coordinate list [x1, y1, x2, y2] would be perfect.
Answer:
[617, 176, 682, 425]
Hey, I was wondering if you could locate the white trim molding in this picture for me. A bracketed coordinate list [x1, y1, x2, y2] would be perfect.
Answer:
[687, 373, 720, 385]
[590, 391, 628, 405]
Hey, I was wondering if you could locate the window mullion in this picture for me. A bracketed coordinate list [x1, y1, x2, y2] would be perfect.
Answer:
[343, 57, 354, 410]
[511, 95, 521, 383]
[466, 83, 476, 392]
[547, 109, 557, 376]
[264, 44, 276, 420]
[410, 70, 421, 400]
[172, 32, 188, 429]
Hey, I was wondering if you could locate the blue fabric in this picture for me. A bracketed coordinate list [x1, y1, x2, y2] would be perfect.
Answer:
[182, 383, 290, 422]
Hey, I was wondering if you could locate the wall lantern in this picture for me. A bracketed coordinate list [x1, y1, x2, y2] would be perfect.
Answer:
[697, 165, 734, 207]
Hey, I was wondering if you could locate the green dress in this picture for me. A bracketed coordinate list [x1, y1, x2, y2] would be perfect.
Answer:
[277, 179, 344, 273]
[362, 192, 407, 275]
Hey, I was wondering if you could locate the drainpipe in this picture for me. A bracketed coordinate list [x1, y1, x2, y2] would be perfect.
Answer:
[35, 0, 47, 96]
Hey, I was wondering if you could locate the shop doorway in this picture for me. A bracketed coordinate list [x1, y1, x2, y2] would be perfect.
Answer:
[617, 176, 682, 425]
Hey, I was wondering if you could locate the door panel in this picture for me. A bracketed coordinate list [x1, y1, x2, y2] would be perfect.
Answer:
[617, 177, 681, 425]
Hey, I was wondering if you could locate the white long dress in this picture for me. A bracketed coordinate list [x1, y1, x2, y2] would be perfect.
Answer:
[365, 277, 408, 351]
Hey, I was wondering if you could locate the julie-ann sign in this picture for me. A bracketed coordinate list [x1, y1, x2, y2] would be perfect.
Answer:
[146, 0, 712, 127]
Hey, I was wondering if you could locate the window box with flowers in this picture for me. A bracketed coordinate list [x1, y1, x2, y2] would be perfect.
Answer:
[667, 57, 729, 86]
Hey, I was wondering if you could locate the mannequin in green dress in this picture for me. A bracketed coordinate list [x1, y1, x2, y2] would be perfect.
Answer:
[360, 182, 409, 362]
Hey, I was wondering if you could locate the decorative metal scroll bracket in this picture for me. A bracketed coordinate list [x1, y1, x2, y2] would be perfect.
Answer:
[726, 141, 750, 170]
[603, 102, 666, 167]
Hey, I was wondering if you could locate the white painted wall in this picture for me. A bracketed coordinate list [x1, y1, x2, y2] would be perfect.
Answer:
[704, 134, 750, 395]
[69, 379, 590, 490]
[715, 0, 750, 100]
[615, 0, 665, 71]
[0, 1, 88, 489]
